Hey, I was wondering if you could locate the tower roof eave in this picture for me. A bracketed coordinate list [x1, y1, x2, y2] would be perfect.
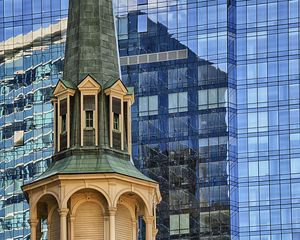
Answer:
[23, 152, 156, 189]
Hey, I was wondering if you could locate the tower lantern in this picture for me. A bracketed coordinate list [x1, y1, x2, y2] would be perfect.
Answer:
[22, 0, 161, 239]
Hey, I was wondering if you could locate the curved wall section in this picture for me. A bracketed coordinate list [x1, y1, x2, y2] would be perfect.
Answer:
[74, 201, 104, 240]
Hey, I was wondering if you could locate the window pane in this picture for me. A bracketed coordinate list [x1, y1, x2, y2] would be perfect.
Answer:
[198, 90, 207, 109]
[138, 15, 147, 32]
[139, 97, 148, 113]
[168, 93, 175, 113]
[178, 92, 188, 111]
[148, 95, 158, 114]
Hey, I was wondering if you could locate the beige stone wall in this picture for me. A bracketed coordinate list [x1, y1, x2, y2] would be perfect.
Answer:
[24, 174, 161, 240]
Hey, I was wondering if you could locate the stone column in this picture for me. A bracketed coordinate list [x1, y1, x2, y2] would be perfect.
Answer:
[47, 222, 51, 240]
[29, 219, 39, 240]
[109, 207, 117, 240]
[132, 220, 137, 240]
[144, 216, 154, 240]
[69, 215, 75, 240]
[104, 215, 110, 240]
[58, 208, 69, 240]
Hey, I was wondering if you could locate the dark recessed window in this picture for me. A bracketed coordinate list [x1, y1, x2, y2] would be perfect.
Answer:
[61, 114, 66, 133]
[113, 113, 119, 130]
[86, 110, 94, 128]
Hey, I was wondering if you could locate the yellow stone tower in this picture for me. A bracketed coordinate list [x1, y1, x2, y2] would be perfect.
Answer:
[22, 0, 161, 239]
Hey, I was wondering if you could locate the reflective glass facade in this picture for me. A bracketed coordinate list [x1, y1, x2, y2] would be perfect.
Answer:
[236, 1, 300, 240]
[0, 0, 299, 240]
[0, 1, 68, 239]
[115, 1, 236, 239]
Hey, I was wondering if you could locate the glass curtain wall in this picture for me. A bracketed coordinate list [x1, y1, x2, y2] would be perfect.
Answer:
[115, 0, 237, 239]
[1, 0, 239, 239]
[237, 1, 300, 240]
[0, 0, 68, 239]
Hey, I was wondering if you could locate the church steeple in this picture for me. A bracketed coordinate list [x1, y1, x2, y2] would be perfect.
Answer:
[50, 0, 133, 153]
[63, 0, 120, 85]
[22, 0, 161, 239]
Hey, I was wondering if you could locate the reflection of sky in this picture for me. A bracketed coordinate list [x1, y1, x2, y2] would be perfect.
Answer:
[1, 0, 68, 41]
[1, 18, 66, 41]
[0, 18, 67, 65]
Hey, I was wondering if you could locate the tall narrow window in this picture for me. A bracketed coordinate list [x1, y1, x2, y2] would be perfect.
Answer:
[78, 76, 100, 147]
[86, 110, 93, 128]
[61, 114, 67, 133]
[60, 110, 68, 151]
[84, 95, 95, 129]
[112, 97, 122, 150]
[60, 98, 68, 135]
[82, 95, 96, 146]
[113, 113, 120, 130]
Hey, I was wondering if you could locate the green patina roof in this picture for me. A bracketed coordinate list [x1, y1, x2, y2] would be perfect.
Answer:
[103, 78, 118, 89]
[60, 79, 77, 90]
[103, 78, 134, 96]
[34, 153, 155, 183]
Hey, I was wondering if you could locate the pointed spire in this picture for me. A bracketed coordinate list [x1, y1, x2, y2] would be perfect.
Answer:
[63, 0, 120, 85]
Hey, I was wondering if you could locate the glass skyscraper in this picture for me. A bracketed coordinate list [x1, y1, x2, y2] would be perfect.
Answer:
[0, 0, 299, 240]
[0, 1, 68, 239]
[236, 1, 300, 240]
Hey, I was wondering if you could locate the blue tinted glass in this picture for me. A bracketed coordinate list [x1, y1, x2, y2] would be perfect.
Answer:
[138, 0, 147, 5]
[278, 1, 288, 20]
[237, 6, 246, 24]
[268, 3, 277, 21]
[188, 8, 197, 26]
[247, 5, 256, 23]
[23, 0, 32, 15]
[138, 14, 147, 32]
[33, 0, 42, 13]
[14, 0, 23, 15]
[289, 1, 299, 18]
[257, 4, 266, 22]
[4, 0, 13, 17]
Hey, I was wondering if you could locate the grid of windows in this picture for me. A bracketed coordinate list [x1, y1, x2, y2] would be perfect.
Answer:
[116, 0, 236, 239]
[0, 0, 68, 238]
[3, 0, 300, 239]
[237, 1, 300, 239]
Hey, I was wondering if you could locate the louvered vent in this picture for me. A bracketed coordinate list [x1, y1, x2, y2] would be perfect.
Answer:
[112, 98, 121, 114]
[84, 95, 95, 110]
[60, 133, 67, 150]
[74, 202, 104, 240]
[50, 209, 60, 240]
[113, 132, 121, 150]
[83, 129, 95, 146]
[116, 204, 133, 240]
[60, 99, 67, 115]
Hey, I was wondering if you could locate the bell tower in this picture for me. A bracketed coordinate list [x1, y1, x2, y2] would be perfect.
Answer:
[22, 0, 161, 239]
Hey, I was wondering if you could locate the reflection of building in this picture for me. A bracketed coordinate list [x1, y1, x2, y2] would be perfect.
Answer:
[116, 10, 236, 239]
[0, 1, 236, 239]
[1, 1, 300, 240]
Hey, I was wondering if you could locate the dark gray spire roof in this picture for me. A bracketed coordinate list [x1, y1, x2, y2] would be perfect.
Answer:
[22, 0, 157, 189]
[63, 0, 120, 85]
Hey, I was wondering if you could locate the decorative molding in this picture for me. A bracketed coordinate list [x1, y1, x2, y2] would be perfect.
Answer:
[78, 75, 101, 92]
